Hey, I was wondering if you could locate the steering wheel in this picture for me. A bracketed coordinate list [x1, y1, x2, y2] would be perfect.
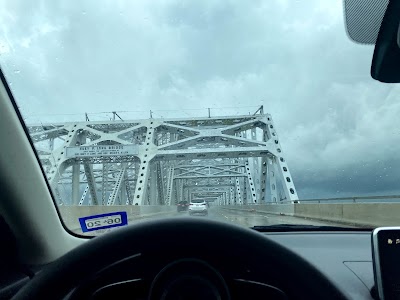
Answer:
[12, 218, 348, 299]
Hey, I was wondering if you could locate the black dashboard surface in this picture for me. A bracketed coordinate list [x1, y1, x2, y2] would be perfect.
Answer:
[71, 231, 374, 300]
[3, 230, 375, 299]
[266, 232, 374, 300]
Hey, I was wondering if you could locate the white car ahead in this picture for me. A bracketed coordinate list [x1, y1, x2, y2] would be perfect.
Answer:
[189, 200, 208, 216]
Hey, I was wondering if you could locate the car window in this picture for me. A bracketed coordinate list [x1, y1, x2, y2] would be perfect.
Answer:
[191, 200, 205, 204]
[1, 0, 399, 236]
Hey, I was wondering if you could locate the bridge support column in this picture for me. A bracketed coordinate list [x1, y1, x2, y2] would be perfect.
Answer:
[72, 164, 80, 205]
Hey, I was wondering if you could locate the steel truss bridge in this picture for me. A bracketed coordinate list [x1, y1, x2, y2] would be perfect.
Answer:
[28, 107, 298, 206]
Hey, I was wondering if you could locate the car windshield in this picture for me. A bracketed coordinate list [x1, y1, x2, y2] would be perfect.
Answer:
[1, 0, 399, 236]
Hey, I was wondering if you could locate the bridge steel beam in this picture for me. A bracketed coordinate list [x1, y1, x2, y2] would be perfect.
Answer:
[28, 111, 298, 206]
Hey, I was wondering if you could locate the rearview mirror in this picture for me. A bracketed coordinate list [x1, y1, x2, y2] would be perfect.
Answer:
[371, 0, 400, 83]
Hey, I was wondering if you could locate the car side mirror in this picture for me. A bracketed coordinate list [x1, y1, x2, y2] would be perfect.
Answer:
[371, 0, 400, 83]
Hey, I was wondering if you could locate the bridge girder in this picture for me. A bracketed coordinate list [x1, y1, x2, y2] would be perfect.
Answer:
[28, 111, 298, 206]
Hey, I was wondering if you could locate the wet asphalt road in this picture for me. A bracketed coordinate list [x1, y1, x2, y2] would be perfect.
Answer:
[129, 207, 346, 228]
[77, 207, 349, 236]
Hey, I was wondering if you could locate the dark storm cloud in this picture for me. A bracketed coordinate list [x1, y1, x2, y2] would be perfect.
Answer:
[1, 0, 399, 198]
[293, 156, 400, 198]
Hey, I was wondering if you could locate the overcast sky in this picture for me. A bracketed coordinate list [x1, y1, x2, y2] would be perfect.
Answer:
[1, 0, 399, 199]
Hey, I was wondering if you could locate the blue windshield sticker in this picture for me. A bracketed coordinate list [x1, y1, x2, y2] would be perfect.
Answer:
[79, 211, 128, 232]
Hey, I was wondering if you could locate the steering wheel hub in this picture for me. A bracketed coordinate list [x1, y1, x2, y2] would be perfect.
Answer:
[149, 259, 230, 300]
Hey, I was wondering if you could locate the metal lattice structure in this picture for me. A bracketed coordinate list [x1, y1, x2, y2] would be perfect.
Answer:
[28, 107, 298, 206]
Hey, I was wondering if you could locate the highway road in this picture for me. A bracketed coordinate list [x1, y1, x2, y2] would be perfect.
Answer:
[128, 206, 350, 228]
[77, 206, 351, 236]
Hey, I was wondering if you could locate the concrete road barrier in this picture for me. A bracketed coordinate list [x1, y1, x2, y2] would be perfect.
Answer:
[220, 204, 294, 216]
[220, 203, 400, 227]
[294, 203, 400, 227]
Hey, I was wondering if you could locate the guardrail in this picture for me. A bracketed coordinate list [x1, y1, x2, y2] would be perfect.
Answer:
[220, 196, 400, 227]
[248, 195, 400, 204]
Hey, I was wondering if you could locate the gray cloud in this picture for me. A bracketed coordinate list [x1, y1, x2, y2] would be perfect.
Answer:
[1, 0, 399, 199]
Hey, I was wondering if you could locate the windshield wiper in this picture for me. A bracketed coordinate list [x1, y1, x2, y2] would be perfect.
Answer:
[251, 224, 371, 232]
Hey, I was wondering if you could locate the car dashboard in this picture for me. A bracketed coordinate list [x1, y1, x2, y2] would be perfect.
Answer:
[268, 231, 374, 300]
[61, 231, 374, 300]
[0, 229, 376, 300]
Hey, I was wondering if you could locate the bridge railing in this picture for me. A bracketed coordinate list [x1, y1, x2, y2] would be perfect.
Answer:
[289, 195, 400, 204]
[244, 195, 400, 204]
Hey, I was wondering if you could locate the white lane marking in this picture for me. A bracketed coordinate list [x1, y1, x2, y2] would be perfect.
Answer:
[215, 211, 234, 221]
[219, 213, 229, 219]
